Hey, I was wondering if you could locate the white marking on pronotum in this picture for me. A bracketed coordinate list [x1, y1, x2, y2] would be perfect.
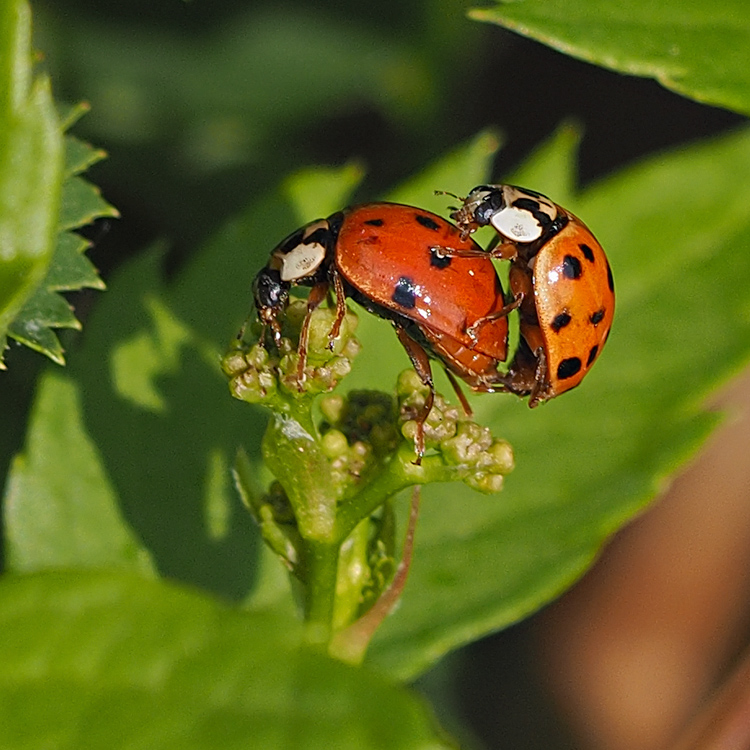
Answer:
[280, 242, 326, 282]
[491, 206, 543, 243]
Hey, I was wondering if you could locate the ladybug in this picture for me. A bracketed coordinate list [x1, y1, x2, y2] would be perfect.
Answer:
[442, 184, 614, 406]
[253, 203, 510, 457]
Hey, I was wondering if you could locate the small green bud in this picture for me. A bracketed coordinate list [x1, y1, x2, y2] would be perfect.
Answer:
[423, 395, 459, 443]
[320, 394, 346, 424]
[322, 429, 349, 459]
[221, 349, 250, 379]
[224, 301, 361, 405]
[442, 421, 492, 465]
[306, 305, 359, 357]
[468, 472, 506, 494]
[224, 347, 278, 404]
[487, 439, 515, 474]
[396, 369, 429, 400]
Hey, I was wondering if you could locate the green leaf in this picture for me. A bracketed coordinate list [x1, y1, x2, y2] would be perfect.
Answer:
[57, 174, 118, 232]
[110, 291, 195, 413]
[283, 161, 365, 225]
[0, 0, 63, 367]
[3, 370, 155, 574]
[471, 0, 750, 116]
[387, 128, 502, 210]
[64, 134, 107, 178]
[363, 124, 750, 678]
[6, 285, 80, 364]
[7, 163, 117, 364]
[0, 2, 113, 367]
[64, 241, 263, 601]
[0, 571, 450, 749]
[56, 100, 91, 131]
[45, 232, 106, 292]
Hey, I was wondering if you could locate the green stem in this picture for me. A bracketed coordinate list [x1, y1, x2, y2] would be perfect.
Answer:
[302, 539, 340, 646]
[332, 446, 464, 543]
[330, 486, 422, 664]
[262, 403, 338, 541]
[260, 397, 345, 643]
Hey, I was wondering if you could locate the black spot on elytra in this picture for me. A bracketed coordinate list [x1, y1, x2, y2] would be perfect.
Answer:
[586, 345, 599, 366]
[551, 311, 572, 332]
[364, 218, 384, 227]
[429, 248, 452, 269]
[562, 255, 583, 280]
[579, 243, 595, 262]
[415, 214, 441, 231]
[392, 276, 417, 309]
[606, 259, 615, 292]
[590, 309, 605, 325]
[557, 357, 582, 380]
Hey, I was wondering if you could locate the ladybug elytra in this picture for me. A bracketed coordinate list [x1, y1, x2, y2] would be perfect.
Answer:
[445, 184, 614, 406]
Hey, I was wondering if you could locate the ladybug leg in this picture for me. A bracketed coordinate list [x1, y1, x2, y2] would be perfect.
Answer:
[296, 281, 329, 384]
[428, 244, 486, 260]
[528, 346, 550, 408]
[393, 326, 435, 463]
[465, 294, 524, 344]
[325, 271, 348, 349]
[262, 316, 284, 348]
[486, 237, 518, 261]
[443, 368, 473, 416]
[428, 238, 518, 261]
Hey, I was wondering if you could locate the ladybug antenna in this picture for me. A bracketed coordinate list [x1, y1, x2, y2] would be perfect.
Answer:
[434, 189, 464, 201]
[434, 189, 464, 213]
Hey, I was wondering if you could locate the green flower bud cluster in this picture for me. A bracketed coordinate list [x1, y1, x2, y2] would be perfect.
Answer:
[222, 300, 360, 405]
[396, 370, 515, 493]
[319, 391, 401, 491]
[225, 296, 515, 653]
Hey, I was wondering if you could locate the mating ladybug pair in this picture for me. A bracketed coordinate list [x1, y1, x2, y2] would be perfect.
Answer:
[252, 185, 614, 457]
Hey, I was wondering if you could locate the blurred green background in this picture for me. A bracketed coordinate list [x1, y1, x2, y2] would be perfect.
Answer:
[31, 0, 741, 271]
[6, 1, 746, 747]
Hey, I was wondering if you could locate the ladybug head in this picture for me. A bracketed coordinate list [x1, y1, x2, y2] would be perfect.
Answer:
[253, 267, 290, 342]
[448, 185, 501, 236]
[453, 185, 559, 245]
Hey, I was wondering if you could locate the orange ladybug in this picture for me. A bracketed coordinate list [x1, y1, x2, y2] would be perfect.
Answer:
[253, 203, 510, 456]
[445, 184, 614, 406]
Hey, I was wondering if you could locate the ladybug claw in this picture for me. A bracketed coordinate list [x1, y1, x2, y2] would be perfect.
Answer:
[465, 321, 480, 346]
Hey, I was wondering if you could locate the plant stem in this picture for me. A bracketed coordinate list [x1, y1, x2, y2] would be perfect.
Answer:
[302, 539, 340, 646]
[330, 486, 422, 664]
[331, 447, 460, 543]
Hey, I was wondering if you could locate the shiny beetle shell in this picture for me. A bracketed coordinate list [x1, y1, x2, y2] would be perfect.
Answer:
[333, 203, 509, 377]
[450, 184, 614, 405]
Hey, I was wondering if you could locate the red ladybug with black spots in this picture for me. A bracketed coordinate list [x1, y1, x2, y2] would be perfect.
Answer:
[443, 184, 614, 406]
[252, 202, 510, 457]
